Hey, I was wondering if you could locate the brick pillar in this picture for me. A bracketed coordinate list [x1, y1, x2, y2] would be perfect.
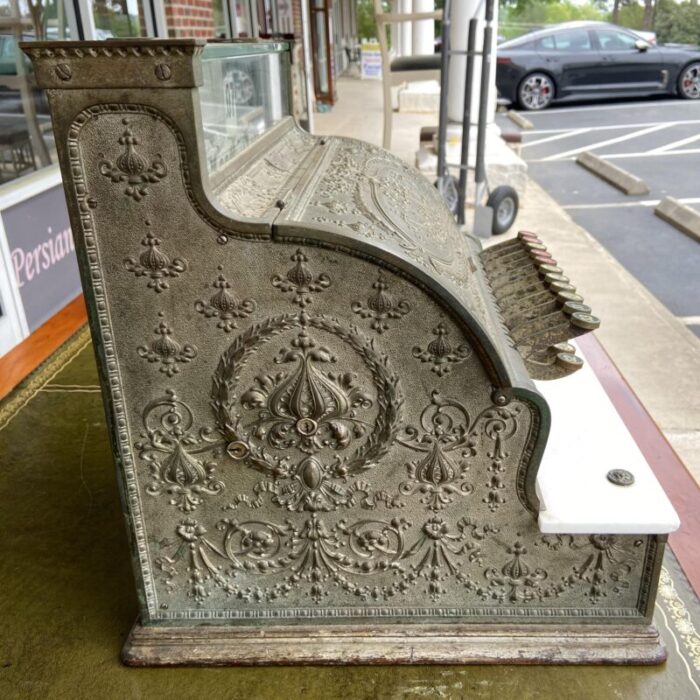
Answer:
[163, 0, 216, 39]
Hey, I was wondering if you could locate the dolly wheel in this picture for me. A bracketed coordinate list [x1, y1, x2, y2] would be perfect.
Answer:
[487, 186, 519, 235]
[434, 174, 460, 215]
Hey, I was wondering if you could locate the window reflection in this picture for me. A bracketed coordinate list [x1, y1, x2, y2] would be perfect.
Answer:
[200, 46, 290, 175]
[92, 0, 147, 39]
[0, 0, 70, 185]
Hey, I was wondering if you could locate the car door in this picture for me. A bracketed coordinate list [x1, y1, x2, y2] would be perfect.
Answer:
[535, 28, 600, 97]
[592, 28, 668, 91]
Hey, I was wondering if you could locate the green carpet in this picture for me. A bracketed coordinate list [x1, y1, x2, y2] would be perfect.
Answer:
[1, 328, 700, 700]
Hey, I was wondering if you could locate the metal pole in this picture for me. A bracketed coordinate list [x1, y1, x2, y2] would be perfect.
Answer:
[457, 17, 477, 225]
[300, 0, 316, 133]
[474, 0, 493, 202]
[436, 0, 451, 187]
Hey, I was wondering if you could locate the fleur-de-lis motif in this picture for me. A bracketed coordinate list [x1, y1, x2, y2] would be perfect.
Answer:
[123, 220, 187, 292]
[137, 312, 197, 376]
[272, 249, 331, 307]
[351, 272, 410, 333]
[99, 118, 167, 202]
[412, 322, 472, 376]
[397, 392, 474, 510]
[137, 390, 224, 512]
[195, 265, 256, 332]
[481, 539, 548, 603]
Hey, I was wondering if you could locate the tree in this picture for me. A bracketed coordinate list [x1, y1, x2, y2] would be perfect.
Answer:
[642, 0, 655, 30]
[654, 0, 700, 44]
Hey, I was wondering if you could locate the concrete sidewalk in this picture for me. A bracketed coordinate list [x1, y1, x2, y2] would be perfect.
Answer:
[314, 76, 700, 484]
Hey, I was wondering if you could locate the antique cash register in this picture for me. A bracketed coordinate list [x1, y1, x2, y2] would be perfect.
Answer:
[24, 39, 679, 665]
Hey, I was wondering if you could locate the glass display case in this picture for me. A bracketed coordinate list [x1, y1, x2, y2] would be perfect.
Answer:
[199, 42, 291, 176]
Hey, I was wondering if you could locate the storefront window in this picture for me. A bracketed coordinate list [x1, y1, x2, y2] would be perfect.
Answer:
[92, 0, 148, 38]
[234, 0, 251, 37]
[0, 0, 70, 187]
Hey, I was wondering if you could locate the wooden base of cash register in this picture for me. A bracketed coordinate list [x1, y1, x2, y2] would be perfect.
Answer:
[122, 621, 666, 666]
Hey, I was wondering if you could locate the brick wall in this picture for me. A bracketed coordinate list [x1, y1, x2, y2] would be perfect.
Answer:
[164, 0, 216, 39]
[291, 0, 302, 39]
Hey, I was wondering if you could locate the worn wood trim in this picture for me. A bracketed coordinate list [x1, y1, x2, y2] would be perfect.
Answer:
[123, 620, 666, 666]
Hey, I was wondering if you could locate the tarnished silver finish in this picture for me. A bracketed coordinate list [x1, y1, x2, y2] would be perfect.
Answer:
[23, 39, 666, 665]
[608, 469, 636, 487]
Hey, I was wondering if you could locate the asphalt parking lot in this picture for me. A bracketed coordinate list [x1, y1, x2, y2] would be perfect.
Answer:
[497, 96, 700, 338]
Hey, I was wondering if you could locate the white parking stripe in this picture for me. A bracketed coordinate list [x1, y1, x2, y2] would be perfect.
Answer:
[678, 316, 700, 326]
[601, 147, 700, 159]
[648, 133, 700, 154]
[563, 197, 700, 210]
[525, 118, 700, 135]
[522, 128, 591, 148]
[525, 100, 690, 116]
[542, 123, 672, 160]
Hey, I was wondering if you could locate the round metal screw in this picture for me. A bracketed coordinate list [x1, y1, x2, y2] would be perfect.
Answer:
[55, 63, 72, 81]
[155, 63, 172, 81]
[607, 469, 635, 486]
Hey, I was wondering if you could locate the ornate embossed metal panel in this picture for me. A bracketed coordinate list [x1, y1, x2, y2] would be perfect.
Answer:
[24, 39, 666, 665]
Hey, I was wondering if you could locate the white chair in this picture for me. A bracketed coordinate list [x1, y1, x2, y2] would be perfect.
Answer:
[374, 0, 442, 149]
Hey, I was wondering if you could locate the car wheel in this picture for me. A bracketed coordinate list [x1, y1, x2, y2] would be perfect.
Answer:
[517, 73, 555, 111]
[678, 63, 700, 100]
[487, 186, 519, 235]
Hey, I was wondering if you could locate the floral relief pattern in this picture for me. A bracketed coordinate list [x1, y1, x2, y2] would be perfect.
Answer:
[212, 310, 403, 513]
[195, 265, 256, 332]
[123, 220, 187, 292]
[137, 312, 197, 376]
[99, 118, 167, 201]
[351, 272, 411, 334]
[136, 390, 224, 512]
[412, 322, 472, 377]
[538, 534, 645, 603]
[68, 105, 658, 623]
[272, 249, 331, 308]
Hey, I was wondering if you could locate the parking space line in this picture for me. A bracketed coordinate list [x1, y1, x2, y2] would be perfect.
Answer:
[601, 147, 700, 159]
[563, 197, 700, 210]
[678, 316, 700, 326]
[522, 128, 591, 148]
[542, 123, 672, 160]
[648, 133, 700, 154]
[526, 119, 700, 136]
[526, 100, 690, 116]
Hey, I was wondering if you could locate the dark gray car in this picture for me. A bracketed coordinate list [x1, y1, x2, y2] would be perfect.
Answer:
[497, 21, 700, 110]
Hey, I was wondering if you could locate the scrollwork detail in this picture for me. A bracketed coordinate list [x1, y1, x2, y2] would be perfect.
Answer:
[136, 390, 224, 512]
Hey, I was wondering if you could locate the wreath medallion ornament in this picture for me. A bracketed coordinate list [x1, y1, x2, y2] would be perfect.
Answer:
[212, 311, 403, 512]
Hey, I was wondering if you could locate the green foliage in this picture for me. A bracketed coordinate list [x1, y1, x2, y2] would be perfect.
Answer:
[614, 4, 646, 30]
[654, 0, 700, 45]
[357, 0, 380, 41]
[499, 0, 605, 40]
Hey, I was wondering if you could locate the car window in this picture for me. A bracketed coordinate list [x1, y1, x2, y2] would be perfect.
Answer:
[537, 35, 556, 50]
[549, 29, 593, 51]
[596, 30, 639, 51]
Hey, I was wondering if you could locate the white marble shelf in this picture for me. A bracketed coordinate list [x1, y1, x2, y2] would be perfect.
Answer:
[535, 341, 680, 535]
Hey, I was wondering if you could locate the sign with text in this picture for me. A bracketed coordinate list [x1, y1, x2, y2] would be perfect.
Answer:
[2, 184, 81, 332]
[361, 39, 382, 80]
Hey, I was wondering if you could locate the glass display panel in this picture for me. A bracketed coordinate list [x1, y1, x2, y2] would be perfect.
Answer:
[199, 42, 291, 175]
